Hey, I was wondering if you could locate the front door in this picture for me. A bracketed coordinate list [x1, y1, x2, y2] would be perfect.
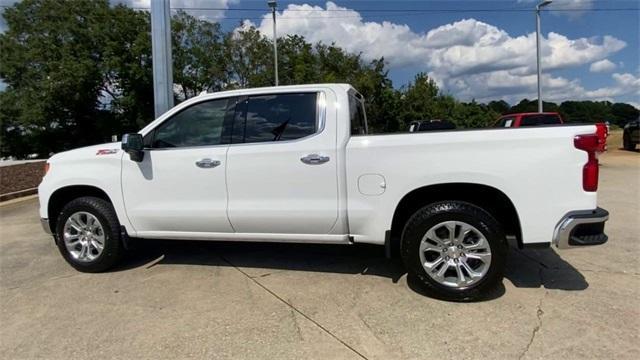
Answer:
[121, 97, 236, 236]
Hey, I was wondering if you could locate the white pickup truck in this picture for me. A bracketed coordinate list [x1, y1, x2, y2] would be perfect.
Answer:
[38, 84, 609, 300]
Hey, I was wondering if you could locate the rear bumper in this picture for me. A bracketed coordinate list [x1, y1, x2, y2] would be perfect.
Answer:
[553, 207, 609, 249]
[40, 218, 52, 235]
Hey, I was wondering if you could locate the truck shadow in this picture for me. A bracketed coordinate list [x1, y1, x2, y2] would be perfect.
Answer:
[116, 239, 588, 300]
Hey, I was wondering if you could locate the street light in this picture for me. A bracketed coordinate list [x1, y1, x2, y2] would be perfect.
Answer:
[268, 1, 279, 86]
[536, 0, 552, 113]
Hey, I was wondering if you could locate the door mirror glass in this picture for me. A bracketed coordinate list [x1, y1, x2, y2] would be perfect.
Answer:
[121, 133, 144, 162]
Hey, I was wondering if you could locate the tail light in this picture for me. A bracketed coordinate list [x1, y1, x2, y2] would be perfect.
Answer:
[44, 162, 50, 175]
[594, 123, 608, 152]
[574, 134, 599, 191]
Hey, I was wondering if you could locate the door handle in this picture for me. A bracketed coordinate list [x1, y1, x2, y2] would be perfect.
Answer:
[300, 154, 330, 165]
[195, 158, 221, 168]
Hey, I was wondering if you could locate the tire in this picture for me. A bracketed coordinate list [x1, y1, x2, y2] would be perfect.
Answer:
[55, 196, 123, 272]
[400, 201, 507, 301]
[623, 134, 635, 151]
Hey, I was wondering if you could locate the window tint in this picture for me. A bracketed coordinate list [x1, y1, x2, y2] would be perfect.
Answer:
[241, 93, 317, 143]
[150, 99, 232, 148]
[520, 114, 562, 127]
[349, 94, 367, 135]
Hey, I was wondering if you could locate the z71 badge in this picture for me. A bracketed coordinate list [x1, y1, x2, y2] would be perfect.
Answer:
[96, 149, 119, 155]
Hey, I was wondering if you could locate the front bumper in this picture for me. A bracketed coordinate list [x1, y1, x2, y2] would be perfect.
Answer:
[553, 207, 609, 249]
[40, 218, 52, 235]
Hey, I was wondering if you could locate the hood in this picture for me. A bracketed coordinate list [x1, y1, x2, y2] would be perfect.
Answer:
[48, 142, 123, 163]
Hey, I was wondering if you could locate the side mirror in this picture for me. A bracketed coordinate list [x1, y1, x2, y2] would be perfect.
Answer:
[121, 133, 144, 162]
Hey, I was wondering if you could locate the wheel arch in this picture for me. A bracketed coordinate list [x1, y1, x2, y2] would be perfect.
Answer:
[389, 183, 523, 253]
[47, 185, 113, 233]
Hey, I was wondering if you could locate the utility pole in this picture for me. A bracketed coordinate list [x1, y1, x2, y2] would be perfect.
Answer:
[536, 0, 552, 113]
[268, 1, 279, 86]
[151, 0, 174, 117]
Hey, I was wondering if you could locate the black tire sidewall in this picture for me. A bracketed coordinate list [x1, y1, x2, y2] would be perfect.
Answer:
[55, 197, 122, 272]
[401, 201, 507, 301]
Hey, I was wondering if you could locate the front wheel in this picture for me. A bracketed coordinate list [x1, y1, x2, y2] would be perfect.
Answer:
[401, 201, 507, 301]
[55, 196, 123, 272]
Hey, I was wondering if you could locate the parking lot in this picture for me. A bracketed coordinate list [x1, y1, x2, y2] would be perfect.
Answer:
[1, 132, 638, 360]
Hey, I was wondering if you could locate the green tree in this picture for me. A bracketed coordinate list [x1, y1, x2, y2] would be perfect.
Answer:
[488, 100, 510, 115]
[172, 11, 227, 99]
[0, 0, 154, 157]
[224, 26, 272, 88]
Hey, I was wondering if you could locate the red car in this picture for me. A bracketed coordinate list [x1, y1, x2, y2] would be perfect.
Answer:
[494, 112, 563, 128]
[494, 112, 608, 152]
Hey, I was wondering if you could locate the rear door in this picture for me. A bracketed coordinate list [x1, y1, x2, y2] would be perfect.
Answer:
[226, 91, 339, 234]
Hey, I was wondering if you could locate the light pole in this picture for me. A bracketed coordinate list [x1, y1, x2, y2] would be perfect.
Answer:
[268, 1, 279, 86]
[536, 0, 552, 113]
[150, 0, 174, 117]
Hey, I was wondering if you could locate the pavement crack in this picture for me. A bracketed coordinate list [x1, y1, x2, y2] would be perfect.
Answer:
[519, 292, 546, 360]
[218, 254, 369, 360]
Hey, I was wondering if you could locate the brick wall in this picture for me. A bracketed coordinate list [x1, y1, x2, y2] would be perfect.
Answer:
[0, 161, 46, 201]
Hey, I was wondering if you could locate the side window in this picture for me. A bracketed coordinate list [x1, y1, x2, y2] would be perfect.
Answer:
[349, 93, 367, 135]
[148, 98, 233, 148]
[241, 93, 317, 143]
[495, 117, 514, 128]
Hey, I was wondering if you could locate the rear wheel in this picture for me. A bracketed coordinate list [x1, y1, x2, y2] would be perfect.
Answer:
[55, 196, 123, 272]
[401, 201, 507, 301]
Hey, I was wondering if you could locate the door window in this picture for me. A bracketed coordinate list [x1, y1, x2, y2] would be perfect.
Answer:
[148, 98, 234, 148]
[238, 93, 318, 143]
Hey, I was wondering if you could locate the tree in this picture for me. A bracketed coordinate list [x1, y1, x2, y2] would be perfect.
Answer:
[509, 99, 560, 114]
[488, 100, 510, 115]
[224, 26, 272, 88]
[0, 0, 155, 157]
[172, 11, 227, 99]
[0, 0, 114, 156]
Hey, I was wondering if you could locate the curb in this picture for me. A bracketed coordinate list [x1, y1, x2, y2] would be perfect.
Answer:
[0, 194, 39, 207]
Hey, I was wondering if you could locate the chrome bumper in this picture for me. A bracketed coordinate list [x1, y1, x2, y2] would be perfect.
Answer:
[40, 218, 52, 235]
[553, 208, 609, 249]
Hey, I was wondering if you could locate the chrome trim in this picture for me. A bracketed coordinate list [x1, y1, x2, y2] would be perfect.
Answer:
[40, 218, 52, 235]
[301, 154, 330, 165]
[553, 208, 609, 249]
[195, 158, 221, 168]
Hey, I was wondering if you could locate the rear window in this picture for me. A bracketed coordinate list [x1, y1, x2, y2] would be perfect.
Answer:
[520, 114, 562, 127]
[349, 92, 367, 135]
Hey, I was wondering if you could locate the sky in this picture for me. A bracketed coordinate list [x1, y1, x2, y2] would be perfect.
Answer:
[1, 0, 639, 107]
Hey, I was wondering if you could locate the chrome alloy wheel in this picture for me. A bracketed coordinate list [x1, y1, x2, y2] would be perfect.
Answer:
[63, 212, 105, 262]
[419, 221, 492, 288]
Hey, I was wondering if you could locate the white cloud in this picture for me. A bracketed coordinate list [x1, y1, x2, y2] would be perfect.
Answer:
[244, 2, 629, 103]
[583, 73, 640, 99]
[590, 59, 617, 73]
[113, 0, 233, 22]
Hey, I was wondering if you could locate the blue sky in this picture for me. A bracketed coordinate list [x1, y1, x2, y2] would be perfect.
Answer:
[1, 0, 638, 107]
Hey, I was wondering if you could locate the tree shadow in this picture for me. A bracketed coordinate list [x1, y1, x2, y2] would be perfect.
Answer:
[113, 238, 587, 299]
